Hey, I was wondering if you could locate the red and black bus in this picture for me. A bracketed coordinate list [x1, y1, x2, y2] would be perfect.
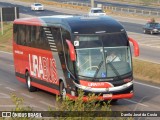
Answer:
[13, 15, 139, 101]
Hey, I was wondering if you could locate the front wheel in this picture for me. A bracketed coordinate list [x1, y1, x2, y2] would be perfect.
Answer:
[59, 81, 66, 100]
[26, 72, 36, 92]
[111, 99, 118, 103]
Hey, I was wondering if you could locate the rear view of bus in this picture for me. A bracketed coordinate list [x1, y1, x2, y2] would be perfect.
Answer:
[13, 15, 139, 102]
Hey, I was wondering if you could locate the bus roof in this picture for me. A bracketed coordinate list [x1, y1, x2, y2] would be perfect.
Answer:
[14, 15, 125, 34]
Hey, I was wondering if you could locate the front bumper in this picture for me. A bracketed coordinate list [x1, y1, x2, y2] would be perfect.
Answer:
[67, 93, 133, 101]
[73, 81, 133, 93]
[34, 7, 44, 10]
[67, 81, 133, 101]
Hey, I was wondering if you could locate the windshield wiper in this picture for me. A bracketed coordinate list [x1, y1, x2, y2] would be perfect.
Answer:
[92, 60, 103, 81]
[105, 52, 121, 80]
[107, 62, 121, 80]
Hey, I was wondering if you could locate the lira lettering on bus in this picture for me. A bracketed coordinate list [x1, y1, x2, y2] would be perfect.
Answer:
[29, 54, 58, 84]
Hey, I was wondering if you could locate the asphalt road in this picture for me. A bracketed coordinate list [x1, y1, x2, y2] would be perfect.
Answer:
[55, 0, 160, 11]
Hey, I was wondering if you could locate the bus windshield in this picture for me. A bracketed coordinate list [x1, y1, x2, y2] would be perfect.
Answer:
[74, 33, 132, 80]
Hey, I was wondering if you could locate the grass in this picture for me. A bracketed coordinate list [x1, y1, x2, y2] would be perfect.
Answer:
[10, 92, 133, 119]
[0, 22, 12, 52]
[133, 59, 160, 84]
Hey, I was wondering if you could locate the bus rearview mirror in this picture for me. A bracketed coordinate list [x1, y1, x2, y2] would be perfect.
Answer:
[66, 39, 76, 61]
[128, 37, 139, 57]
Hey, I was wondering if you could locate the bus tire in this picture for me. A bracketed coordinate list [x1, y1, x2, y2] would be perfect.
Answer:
[111, 99, 118, 103]
[60, 81, 66, 100]
[26, 72, 37, 92]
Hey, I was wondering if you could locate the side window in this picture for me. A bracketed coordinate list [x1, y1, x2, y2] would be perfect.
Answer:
[51, 27, 61, 51]
[39, 27, 50, 50]
[13, 24, 18, 43]
[30, 26, 36, 47]
[35, 26, 41, 48]
[17, 25, 26, 45]
[61, 29, 74, 73]
[14, 25, 50, 50]
[26, 25, 31, 46]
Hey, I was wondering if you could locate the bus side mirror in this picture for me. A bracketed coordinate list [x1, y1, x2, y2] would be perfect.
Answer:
[128, 37, 139, 57]
[66, 39, 76, 61]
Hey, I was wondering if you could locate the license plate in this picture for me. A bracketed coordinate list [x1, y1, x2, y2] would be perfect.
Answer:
[103, 94, 112, 98]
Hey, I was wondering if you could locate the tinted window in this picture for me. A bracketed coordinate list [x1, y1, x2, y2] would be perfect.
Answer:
[17, 25, 26, 45]
[51, 27, 61, 51]
[13, 24, 18, 43]
[93, 10, 103, 13]
[26, 26, 31, 46]
[74, 35, 102, 49]
[102, 32, 128, 47]
[61, 29, 74, 73]
[35, 4, 42, 6]
[14, 24, 50, 50]
[74, 32, 128, 49]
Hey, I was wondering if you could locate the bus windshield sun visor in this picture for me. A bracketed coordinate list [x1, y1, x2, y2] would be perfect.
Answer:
[66, 39, 76, 61]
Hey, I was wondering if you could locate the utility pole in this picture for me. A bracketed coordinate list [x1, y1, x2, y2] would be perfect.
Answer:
[0, 8, 3, 35]
[14, 7, 17, 19]
[91, 0, 94, 8]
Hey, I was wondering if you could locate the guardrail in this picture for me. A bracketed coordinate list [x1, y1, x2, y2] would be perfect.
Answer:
[63, 2, 160, 17]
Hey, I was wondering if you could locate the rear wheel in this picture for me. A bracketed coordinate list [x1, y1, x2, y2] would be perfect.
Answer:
[26, 72, 36, 92]
[111, 99, 118, 103]
[59, 81, 66, 100]
[143, 30, 146, 34]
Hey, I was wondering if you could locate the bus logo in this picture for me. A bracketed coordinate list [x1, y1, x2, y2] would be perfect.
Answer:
[29, 54, 58, 84]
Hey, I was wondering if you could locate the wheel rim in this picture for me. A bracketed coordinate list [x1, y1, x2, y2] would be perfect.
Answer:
[60, 82, 66, 100]
[27, 76, 31, 88]
[62, 88, 66, 100]
[144, 30, 146, 33]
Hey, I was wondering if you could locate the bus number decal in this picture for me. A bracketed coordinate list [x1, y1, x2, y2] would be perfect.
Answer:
[29, 54, 58, 84]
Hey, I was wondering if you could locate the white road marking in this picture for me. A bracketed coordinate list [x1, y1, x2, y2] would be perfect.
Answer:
[134, 81, 160, 90]
[5, 87, 16, 91]
[39, 101, 56, 109]
[21, 93, 33, 99]
[124, 99, 148, 107]
[0, 93, 10, 98]
[0, 51, 12, 54]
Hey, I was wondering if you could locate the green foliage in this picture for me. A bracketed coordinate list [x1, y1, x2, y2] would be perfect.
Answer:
[133, 59, 160, 83]
[11, 94, 32, 112]
[48, 90, 134, 120]
[0, 22, 12, 52]
[11, 94, 33, 120]
[49, 90, 112, 119]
